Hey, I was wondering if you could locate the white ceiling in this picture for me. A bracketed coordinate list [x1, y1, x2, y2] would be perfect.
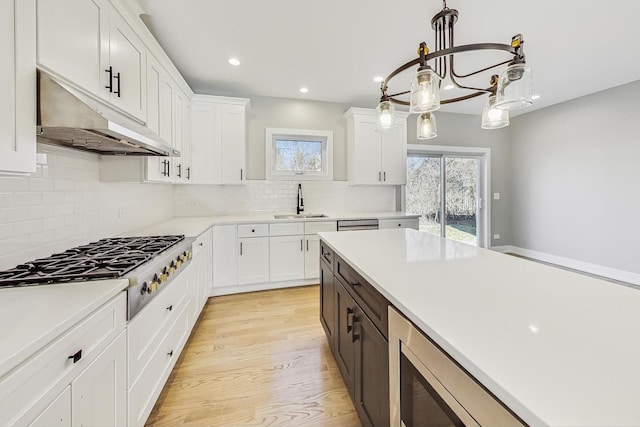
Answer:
[141, 0, 640, 116]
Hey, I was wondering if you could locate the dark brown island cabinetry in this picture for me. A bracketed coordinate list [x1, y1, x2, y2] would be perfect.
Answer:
[319, 240, 390, 427]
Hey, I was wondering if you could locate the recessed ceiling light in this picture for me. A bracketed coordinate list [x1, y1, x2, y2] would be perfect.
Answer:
[228, 58, 240, 66]
[443, 84, 454, 90]
[299, 87, 309, 93]
[373, 76, 384, 83]
[531, 94, 541, 100]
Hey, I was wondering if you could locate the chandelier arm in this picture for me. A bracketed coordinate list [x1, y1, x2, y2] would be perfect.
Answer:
[424, 43, 518, 61]
[450, 58, 513, 79]
[387, 90, 410, 98]
[387, 89, 490, 106]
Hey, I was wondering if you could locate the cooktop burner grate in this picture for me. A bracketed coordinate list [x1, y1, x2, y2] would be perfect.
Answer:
[0, 235, 184, 288]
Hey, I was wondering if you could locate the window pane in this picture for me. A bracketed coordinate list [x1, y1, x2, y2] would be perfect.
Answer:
[274, 139, 322, 172]
[445, 158, 478, 246]
[406, 156, 441, 237]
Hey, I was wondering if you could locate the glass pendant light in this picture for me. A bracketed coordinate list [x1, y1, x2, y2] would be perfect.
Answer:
[495, 63, 532, 110]
[410, 68, 441, 113]
[416, 112, 437, 139]
[376, 99, 396, 132]
[481, 95, 509, 129]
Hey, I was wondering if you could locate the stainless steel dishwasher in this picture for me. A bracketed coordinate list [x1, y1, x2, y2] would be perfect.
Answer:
[336, 219, 379, 231]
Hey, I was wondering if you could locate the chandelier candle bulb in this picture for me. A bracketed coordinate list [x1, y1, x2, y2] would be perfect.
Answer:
[481, 95, 510, 129]
[417, 112, 437, 139]
[495, 64, 533, 109]
[376, 100, 397, 132]
[409, 69, 441, 113]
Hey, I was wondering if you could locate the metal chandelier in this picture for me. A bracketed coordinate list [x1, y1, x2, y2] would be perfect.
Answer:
[376, 0, 533, 138]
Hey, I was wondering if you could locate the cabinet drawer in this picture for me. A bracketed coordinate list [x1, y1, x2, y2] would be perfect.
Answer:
[127, 274, 188, 387]
[0, 293, 126, 426]
[335, 255, 389, 339]
[237, 223, 269, 238]
[128, 305, 190, 427]
[192, 228, 211, 259]
[270, 222, 304, 236]
[378, 218, 419, 230]
[305, 221, 337, 235]
[320, 240, 334, 269]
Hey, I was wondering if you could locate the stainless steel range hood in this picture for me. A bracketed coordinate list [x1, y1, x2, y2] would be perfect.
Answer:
[37, 71, 178, 157]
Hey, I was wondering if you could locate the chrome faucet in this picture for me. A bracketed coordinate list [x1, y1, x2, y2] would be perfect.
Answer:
[297, 183, 304, 214]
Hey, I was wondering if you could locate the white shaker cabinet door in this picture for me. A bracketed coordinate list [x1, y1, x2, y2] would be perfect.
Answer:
[0, 0, 36, 174]
[212, 225, 238, 288]
[350, 117, 382, 185]
[220, 104, 246, 185]
[107, 3, 146, 121]
[304, 235, 321, 279]
[238, 237, 270, 285]
[36, 0, 109, 101]
[27, 386, 71, 427]
[380, 120, 407, 185]
[269, 236, 305, 282]
[71, 330, 126, 427]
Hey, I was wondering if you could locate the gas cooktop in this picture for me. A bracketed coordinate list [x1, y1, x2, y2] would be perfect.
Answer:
[0, 235, 185, 288]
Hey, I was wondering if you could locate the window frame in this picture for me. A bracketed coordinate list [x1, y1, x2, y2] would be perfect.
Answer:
[265, 128, 333, 181]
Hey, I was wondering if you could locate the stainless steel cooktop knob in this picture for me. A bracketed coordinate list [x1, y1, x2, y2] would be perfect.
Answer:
[140, 282, 148, 295]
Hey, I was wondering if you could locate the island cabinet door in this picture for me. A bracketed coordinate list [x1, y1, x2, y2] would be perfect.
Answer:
[319, 259, 336, 353]
[353, 306, 389, 427]
[334, 280, 356, 398]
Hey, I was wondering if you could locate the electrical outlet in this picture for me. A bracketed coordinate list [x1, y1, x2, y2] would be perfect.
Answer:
[493, 234, 500, 240]
[493, 193, 500, 200]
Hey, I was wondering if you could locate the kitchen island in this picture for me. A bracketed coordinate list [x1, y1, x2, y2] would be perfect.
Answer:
[318, 229, 640, 426]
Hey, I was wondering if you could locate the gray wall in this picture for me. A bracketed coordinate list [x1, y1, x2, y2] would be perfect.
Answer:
[509, 80, 640, 273]
[245, 96, 352, 180]
[407, 112, 513, 246]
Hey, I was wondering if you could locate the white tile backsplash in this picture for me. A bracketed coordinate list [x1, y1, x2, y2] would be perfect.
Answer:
[0, 146, 173, 270]
[173, 180, 397, 216]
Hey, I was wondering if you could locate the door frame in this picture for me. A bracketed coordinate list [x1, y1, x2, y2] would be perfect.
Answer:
[403, 144, 491, 248]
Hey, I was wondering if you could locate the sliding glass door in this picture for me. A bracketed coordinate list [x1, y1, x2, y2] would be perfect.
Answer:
[407, 154, 482, 246]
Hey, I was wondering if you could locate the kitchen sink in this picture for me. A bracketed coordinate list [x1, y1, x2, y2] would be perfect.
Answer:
[274, 214, 328, 219]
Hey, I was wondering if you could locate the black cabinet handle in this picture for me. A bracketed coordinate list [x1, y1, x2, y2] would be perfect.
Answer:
[346, 307, 354, 333]
[300, 239, 303, 252]
[384, 171, 386, 181]
[186, 167, 191, 180]
[114, 72, 121, 97]
[306, 239, 309, 251]
[378, 171, 381, 181]
[68, 349, 82, 364]
[105, 67, 113, 92]
[240, 242, 243, 256]
[177, 164, 182, 178]
[167, 160, 170, 177]
[166, 305, 173, 311]
[167, 350, 174, 357]
[240, 169, 243, 180]
[352, 316, 361, 343]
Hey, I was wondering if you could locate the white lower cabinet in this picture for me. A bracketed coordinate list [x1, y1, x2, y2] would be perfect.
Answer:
[71, 330, 127, 427]
[238, 237, 270, 285]
[28, 386, 70, 427]
[270, 235, 305, 282]
[0, 293, 126, 427]
[304, 235, 321, 279]
[212, 225, 238, 288]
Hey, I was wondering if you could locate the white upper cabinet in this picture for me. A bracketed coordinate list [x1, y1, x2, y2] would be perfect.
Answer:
[191, 96, 250, 185]
[37, 0, 146, 122]
[0, 0, 36, 174]
[345, 108, 408, 185]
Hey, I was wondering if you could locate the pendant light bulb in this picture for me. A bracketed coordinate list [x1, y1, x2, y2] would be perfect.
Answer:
[417, 112, 437, 139]
[481, 95, 510, 129]
[410, 69, 441, 113]
[376, 99, 396, 132]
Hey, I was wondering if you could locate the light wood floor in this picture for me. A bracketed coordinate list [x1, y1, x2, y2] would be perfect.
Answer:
[146, 285, 361, 427]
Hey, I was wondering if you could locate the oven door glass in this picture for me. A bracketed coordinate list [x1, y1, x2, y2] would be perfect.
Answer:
[400, 352, 465, 427]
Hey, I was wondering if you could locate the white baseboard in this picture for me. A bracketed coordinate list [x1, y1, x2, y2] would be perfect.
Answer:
[210, 278, 318, 297]
[491, 245, 640, 288]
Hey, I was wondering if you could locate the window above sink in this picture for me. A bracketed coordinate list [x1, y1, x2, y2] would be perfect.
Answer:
[266, 128, 333, 181]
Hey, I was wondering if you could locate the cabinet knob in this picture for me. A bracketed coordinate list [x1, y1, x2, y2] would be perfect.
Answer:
[167, 305, 173, 312]
[167, 350, 174, 357]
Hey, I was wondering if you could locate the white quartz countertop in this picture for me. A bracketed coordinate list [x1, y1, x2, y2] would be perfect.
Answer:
[0, 279, 128, 378]
[318, 229, 640, 427]
[124, 212, 419, 238]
